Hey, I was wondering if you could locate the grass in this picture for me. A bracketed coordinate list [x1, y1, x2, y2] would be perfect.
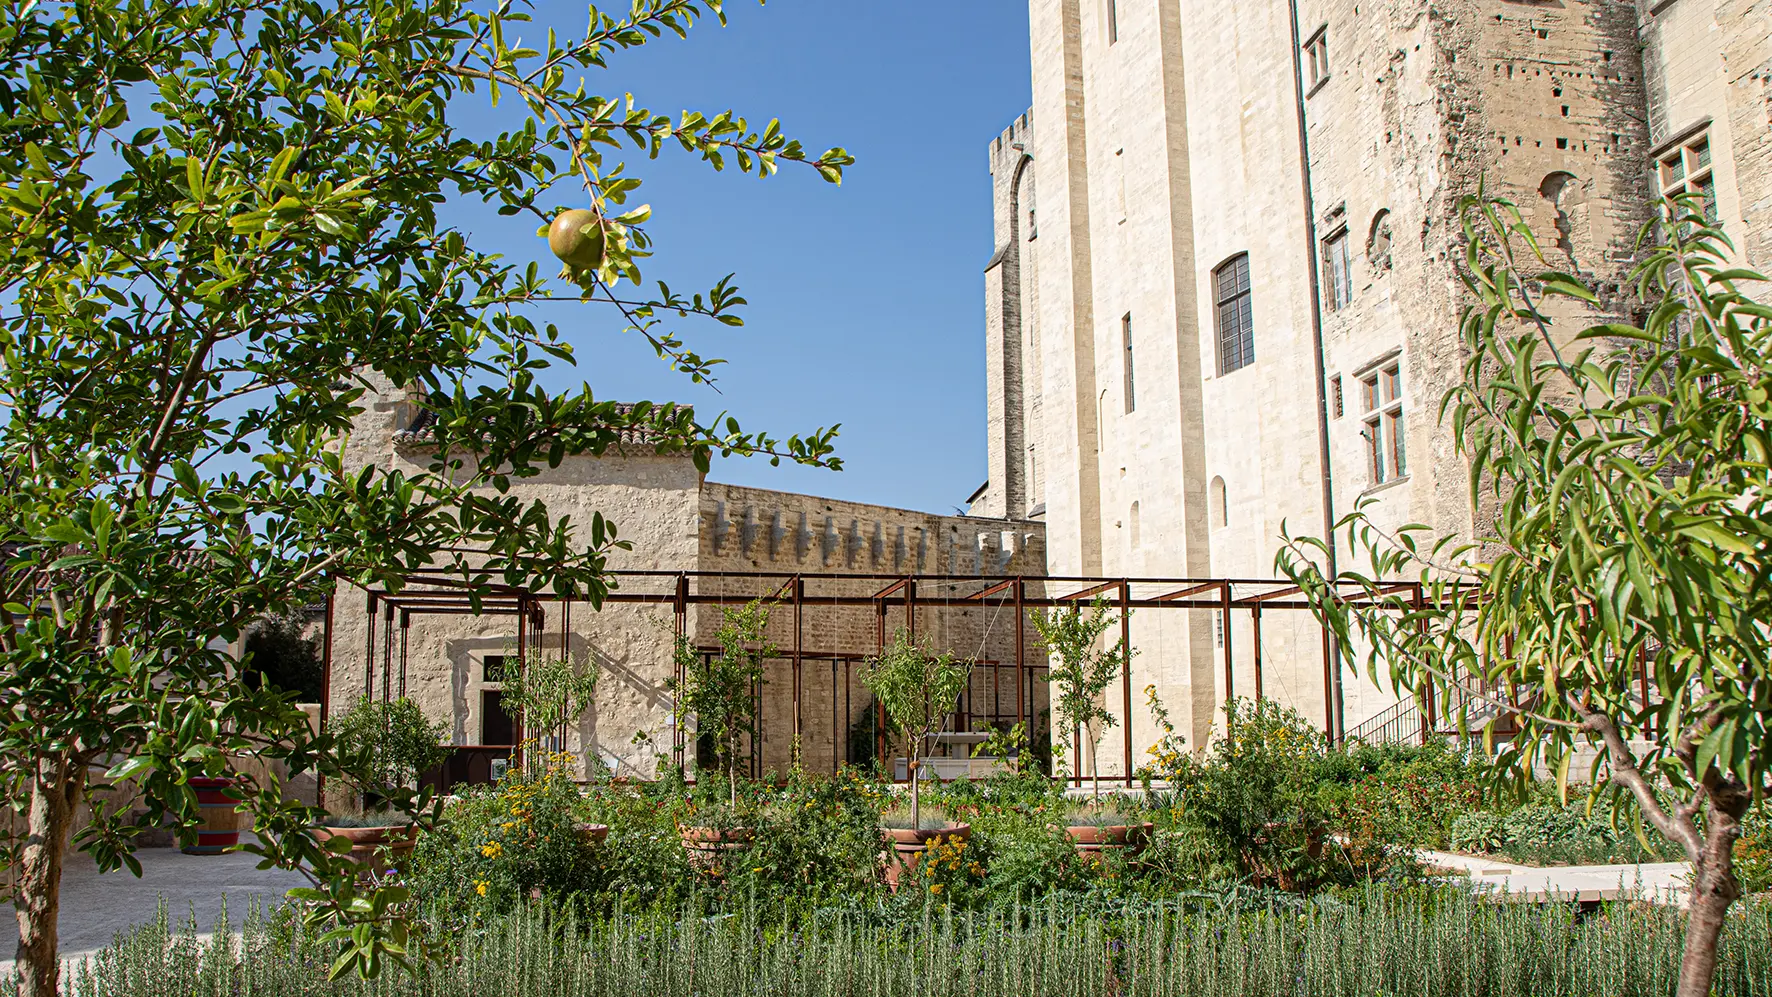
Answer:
[57, 889, 1772, 997]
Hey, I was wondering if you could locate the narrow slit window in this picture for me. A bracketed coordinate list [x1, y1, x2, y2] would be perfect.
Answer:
[1324, 228, 1353, 310]
[1122, 313, 1136, 413]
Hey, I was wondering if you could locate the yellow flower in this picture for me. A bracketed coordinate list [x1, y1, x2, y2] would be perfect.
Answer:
[481, 841, 504, 859]
[929, 884, 943, 894]
[474, 880, 488, 896]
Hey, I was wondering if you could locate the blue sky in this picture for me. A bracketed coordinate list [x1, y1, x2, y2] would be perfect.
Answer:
[462, 1, 1034, 515]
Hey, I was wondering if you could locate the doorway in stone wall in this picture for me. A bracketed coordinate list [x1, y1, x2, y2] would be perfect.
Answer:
[481, 689, 515, 746]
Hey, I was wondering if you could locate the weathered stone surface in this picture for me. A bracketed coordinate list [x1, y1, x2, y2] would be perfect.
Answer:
[328, 376, 1051, 782]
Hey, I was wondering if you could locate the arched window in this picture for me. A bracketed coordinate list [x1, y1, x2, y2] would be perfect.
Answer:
[1129, 501, 1141, 548]
[1214, 255, 1255, 374]
[1209, 476, 1228, 529]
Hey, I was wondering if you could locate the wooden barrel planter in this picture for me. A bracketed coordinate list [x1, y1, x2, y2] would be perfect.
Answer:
[182, 777, 241, 855]
[881, 823, 971, 889]
[678, 826, 753, 871]
[310, 823, 419, 877]
[1064, 821, 1154, 858]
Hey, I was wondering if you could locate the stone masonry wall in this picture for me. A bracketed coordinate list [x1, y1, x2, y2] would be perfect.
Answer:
[697, 482, 1050, 778]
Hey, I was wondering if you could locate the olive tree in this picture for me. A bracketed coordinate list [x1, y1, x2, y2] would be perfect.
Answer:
[1279, 195, 1770, 997]
[0, 0, 847, 992]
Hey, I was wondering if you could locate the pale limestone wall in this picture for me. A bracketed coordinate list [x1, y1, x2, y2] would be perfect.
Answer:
[1029, 0, 1106, 579]
[698, 482, 1050, 777]
[326, 376, 1053, 784]
[1639, 0, 1772, 267]
[329, 376, 703, 781]
[992, 0, 1657, 752]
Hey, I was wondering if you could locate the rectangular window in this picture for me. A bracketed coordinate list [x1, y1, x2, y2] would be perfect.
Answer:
[1325, 228, 1352, 310]
[482, 655, 507, 683]
[1122, 313, 1136, 413]
[1360, 361, 1406, 486]
[1331, 374, 1344, 418]
[1214, 255, 1255, 375]
[1107, 0, 1118, 44]
[1657, 130, 1718, 223]
[1304, 28, 1329, 91]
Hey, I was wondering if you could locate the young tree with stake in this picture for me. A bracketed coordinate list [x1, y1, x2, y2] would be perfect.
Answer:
[860, 629, 971, 830]
[668, 600, 774, 809]
[1032, 596, 1132, 801]
[1280, 194, 1771, 997]
[0, 0, 848, 991]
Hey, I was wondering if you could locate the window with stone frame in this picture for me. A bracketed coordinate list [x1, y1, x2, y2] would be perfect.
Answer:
[1324, 227, 1353, 311]
[1359, 361, 1406, 486]
[1214, 254, 1255, 375]
[1304, 27, 1329, 93]
[1657, 130, 1717, 223]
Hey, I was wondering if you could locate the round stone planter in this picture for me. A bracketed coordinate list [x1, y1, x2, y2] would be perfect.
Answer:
[880, 823, 971, 889]
[575, 822, 610, 846]
[183, 777, 241, 855]
[1064, 822, 1154, 857]
[310, 823, 418, 877]
[678, 826, 754, 872]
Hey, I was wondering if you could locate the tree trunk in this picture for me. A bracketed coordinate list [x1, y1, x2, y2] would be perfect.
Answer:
[1090, 737, 1100, 802]
[909, 750, 920, 830]
[15, 758, 80, 997]
[1676, 792, 1748, 997]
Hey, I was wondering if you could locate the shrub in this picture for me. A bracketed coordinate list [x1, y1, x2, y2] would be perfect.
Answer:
[408, 752, 603, 920]
[1739, 802, 1771, 895]
[1503, 803, 1607, 850]
[1168, 698, 1347, 890]
[328, 696, 449, 801]
[1449, 811, 1507, 853]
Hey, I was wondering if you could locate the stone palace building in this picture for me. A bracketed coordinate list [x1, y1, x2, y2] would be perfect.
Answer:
[970, 0, 1771, 749]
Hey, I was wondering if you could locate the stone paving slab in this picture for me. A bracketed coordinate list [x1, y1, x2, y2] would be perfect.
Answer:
[1, 845, 307, 977]
[1418, 848, 1691, 905]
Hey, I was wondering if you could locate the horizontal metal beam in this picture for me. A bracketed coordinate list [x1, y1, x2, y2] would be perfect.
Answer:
[1054, 580, 1120, 603]
[1153, 581, 1221, 602]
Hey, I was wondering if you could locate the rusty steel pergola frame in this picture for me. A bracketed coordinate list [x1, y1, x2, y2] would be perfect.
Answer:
[323, 570, 1427, 785]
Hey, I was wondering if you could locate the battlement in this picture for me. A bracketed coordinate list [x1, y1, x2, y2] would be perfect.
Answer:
[989, 109, 1033, 172]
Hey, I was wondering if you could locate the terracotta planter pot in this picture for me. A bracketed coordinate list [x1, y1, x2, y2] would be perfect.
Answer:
[1065, 822, 1154, 857]
[183, 777, 241, 855]
[311, 823, 418, 876]
[880, 823, 971, 889]
[679, 826, 754, 871]
[575, 822, 610, 846]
